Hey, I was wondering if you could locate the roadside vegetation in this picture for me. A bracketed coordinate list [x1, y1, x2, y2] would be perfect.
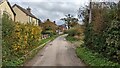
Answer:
[2, 13, 57, 66]
[76, 47, 119, 66]
[40, 19, 58, 37]
[82, 1, 120, 65]
[65, 1, 120, 66]
[66, 27, 120, 66]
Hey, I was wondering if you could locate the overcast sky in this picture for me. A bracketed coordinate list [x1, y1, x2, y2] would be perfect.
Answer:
[8, 0, 119, 25]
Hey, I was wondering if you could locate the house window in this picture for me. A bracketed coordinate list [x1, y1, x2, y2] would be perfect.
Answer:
[29, 17, 32, 23]
[36, 19, 37, 25]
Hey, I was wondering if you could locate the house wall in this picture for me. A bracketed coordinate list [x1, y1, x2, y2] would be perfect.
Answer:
[32, 18, 38, 26]
[12, 6, 29, 24]
[13, 6, 38, 25]
[0, 0, 15, 21]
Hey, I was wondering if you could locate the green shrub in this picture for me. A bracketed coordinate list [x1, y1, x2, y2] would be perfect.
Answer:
[67, 29, 77, 36]
[83, 2, 120, 64]
[41, 27, 57, 37]
[2, 13, 42, 66]
[67, 26, 84, 37]
[104, 20, 120, 63]
[64, 30, 68, 34]
[66, 36, 79, 42]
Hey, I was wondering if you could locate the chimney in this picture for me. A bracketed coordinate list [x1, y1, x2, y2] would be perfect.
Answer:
[27, 7, 31, 13]
[47, 19, 50, 21]
[53, 21, 56, 24]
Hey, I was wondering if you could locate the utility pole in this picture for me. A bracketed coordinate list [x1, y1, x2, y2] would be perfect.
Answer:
[89, 0, 92, 23]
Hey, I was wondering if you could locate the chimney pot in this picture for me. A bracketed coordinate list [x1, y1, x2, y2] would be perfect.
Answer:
[27, 7, 31, 12]
[53, 21, 56, 23]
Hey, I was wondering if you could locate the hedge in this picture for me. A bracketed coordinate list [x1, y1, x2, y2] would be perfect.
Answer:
[2, 13, 42, 66]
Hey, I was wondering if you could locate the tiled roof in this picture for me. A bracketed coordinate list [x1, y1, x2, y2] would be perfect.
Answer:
[12, 4, 38, 19]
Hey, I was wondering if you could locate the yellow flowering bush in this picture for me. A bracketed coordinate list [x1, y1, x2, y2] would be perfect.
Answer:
[2, 13, 42, 66]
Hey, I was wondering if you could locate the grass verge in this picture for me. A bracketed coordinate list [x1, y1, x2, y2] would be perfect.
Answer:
[76, 47, 120, 66]
[66, 36, 120, 66]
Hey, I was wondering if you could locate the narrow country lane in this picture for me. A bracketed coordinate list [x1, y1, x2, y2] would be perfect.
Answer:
[24, 34, 86, 66]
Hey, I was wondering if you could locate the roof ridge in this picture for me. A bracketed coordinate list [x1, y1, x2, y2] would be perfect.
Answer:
[12, 4, 38, 19]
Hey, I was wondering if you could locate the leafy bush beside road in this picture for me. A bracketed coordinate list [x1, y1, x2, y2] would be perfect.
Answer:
[104, 20, 120, 63]
[66, 35, 119, 66]
[2, 13, 42, 66]
[40, 19, 58, 37]
[65, 22, 120, 66]
[83, 2, 120, 64]
[65, 26, 84, 42]
[66, 36, 79, 42]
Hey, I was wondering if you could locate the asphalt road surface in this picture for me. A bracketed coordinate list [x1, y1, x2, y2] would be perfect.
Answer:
[24, 34, 86, 66]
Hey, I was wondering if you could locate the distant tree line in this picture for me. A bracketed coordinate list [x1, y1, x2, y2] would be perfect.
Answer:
[61, 14, 79, 29]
